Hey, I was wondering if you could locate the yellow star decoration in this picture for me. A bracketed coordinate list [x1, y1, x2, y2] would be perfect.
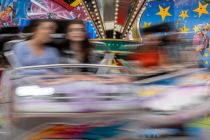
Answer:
[156, 5, 172, 21]
[193, 25, 199, 32]
[193, 2, 209, 17]
[144, 22, 151, 28]
[204, 53, 209, 58]
[205, 61, 209, 65]
[179, 10, 189, 20]
[180, 25, 189, 32]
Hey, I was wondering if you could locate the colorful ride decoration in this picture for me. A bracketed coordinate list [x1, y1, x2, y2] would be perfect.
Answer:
[80, 0, 148, 39]
[25, 123, 124, 140]
[91, 39, 141, 66]
[27, 0, 76, 19]
[52, 0, 81, 10]
[0, 2, 14, 27]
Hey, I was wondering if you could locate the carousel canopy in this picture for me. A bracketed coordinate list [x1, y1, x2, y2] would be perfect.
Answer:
[80, 0, 148, 39]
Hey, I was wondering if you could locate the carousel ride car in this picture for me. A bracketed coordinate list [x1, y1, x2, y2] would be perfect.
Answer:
[1, 58, 210, 139]
[1, 64, 140, 140]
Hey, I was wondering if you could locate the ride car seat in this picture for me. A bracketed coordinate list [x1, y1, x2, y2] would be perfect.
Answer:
[3, 40, 24, 68]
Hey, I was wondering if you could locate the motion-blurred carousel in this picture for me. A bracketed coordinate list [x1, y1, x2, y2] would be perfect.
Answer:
[80, 0, 148, 65]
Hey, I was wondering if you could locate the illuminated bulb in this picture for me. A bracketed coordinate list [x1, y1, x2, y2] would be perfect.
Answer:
[135, 7, 138, 11]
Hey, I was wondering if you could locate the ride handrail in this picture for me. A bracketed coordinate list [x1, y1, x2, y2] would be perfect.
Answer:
[12, 64, 126, 71]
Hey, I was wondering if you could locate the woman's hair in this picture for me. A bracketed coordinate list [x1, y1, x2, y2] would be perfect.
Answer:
[24, 19, 56, 40]
[7, 6, 13, 10]
[62, 39, 93, 55]
[29, 19, 56, 33]
[62, 19, 92, 52]
[197, 24, 208, 33]
[65, 19, 86, 33]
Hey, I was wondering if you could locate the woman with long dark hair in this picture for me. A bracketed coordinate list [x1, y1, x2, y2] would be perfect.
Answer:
[64, 20, 99, 65]
[13, 19, 60, 67]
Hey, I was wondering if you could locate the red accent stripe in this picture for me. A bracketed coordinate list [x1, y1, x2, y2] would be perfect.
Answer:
[52, 0, 75, 10]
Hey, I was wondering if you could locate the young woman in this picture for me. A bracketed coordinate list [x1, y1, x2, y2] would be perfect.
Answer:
[64, 20, 99, 65]
[14, 19, 60, 67]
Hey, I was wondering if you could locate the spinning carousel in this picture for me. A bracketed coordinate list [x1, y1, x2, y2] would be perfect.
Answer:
[78, 0, 149, 66]
[80, 0, 147, 39]
[80, 0, 147, 40]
